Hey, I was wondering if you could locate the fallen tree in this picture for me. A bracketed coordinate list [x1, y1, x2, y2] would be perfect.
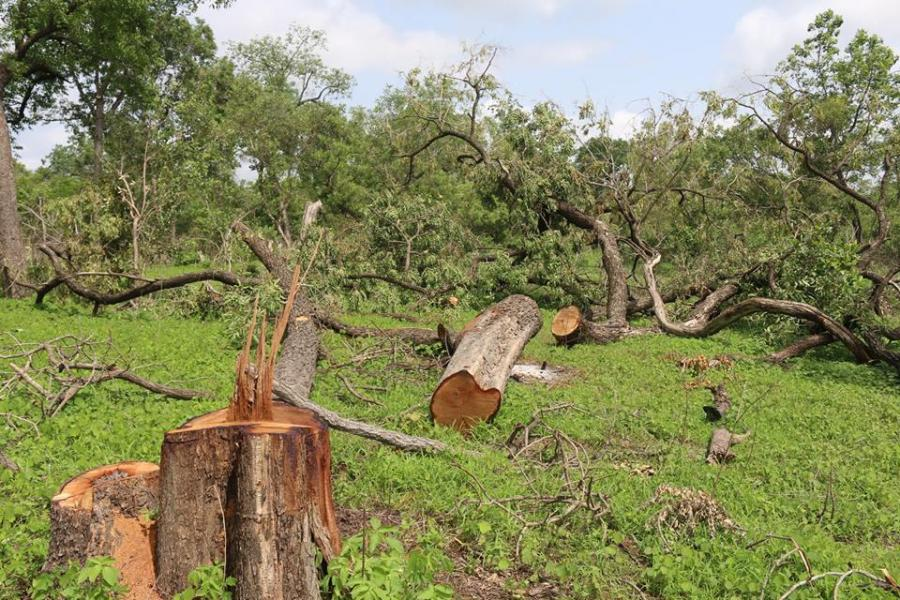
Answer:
[430, 294, 541, 430]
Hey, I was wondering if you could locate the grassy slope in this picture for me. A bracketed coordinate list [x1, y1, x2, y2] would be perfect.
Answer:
[0, 298, 897, 599]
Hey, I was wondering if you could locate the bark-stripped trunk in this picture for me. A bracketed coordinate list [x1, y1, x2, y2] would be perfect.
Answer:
[44, 462, 160, 598]
[300, 200, 322, 242]
[643, 254, 874, 363]
[0, 98, 28, 298]
[155, 402, 340, 599]
[430, 295, 541, 430]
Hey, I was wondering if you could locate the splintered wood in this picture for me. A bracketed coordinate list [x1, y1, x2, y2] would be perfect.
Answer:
[229, 261, 302, 422]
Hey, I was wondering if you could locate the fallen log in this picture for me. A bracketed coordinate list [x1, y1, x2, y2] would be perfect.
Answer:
[44, 462, 160, 598]
[550, 305, 658, 345]
[431, 295, 541, 430]
[155, 402, 340, 599]
[706, 429, 750, 464]
[551, 305, 583, 345]
[702, 384, 732, 421]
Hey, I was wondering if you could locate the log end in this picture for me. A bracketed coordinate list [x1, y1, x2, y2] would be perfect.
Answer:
[51, 462, 159, 510]
[551, 306, 583, 345]
[430, 370, 502, 431]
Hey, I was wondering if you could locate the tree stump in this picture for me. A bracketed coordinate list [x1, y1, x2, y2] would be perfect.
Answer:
[431, 294, 542, 430]
[155, 401, 341, 599]
[551, 305, 583, 345]
[44, 462, 160, 598]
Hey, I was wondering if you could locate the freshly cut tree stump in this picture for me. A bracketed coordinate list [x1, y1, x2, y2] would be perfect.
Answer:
[155, 401, 341, 599]
[44, 462, 160, 598]
[551, 306, 583, 345]
[431, 294, 541, 430]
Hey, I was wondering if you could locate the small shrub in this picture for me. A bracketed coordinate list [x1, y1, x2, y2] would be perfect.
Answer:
[31, 556, 128, 600]
[322, 517, 454, 600]
[173, 562, 235, 600]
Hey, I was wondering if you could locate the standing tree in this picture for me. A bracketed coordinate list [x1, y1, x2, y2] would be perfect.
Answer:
[0, 0, 227, 296]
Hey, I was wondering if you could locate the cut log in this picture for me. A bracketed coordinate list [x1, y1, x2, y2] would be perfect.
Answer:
[551, 305, 583, 345]
[155, 401, 340, 600]
[431, 295, 542, 430]
[44, 462, 160, 599]
[702, 384, 731, 421]
[551, 305, 658, 345]
[706, 428, 750, 464]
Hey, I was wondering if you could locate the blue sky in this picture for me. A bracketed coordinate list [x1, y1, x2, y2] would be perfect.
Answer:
[13, 0, 900, 168]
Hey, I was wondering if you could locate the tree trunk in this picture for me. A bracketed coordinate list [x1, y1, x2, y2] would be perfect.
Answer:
[551, 305, 584, 345]
[155, 402, 340, 600]
[430, 294, 541, 430]
[0, 100, 28, 298]
[44, 462, 161, 598]
[551, 305, 657, 345]
[702, 384, 731, 421]
[706, 429, 749, 465]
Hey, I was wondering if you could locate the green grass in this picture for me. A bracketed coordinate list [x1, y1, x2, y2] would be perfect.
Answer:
[1, 298, 897, 599]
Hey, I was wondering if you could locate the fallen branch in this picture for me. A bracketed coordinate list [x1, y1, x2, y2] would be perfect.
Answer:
[643, 253, 875, 364]
[36, 244, 251, 311]
[274, 381, 447, 453]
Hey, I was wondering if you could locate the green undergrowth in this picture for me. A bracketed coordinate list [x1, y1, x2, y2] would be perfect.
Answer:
[0, 298, 897, 599]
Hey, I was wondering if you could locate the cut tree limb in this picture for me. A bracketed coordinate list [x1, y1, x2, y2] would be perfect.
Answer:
[274, 381, 447, 452]
[431, 295, 542, 430]
[706, 429, 750, 464]
[702, 384, 731, 421]
[551, 305, 658, 345]
[36, 244, 250, 311]
[768, 332, 835, 363]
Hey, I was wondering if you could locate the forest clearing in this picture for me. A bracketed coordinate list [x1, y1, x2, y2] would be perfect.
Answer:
[0, 1, 898, 598]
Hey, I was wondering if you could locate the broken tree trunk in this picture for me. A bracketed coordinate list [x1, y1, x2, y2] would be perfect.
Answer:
[550, 305, 657, 345]
[430, 294, 541, 430]
[155, 402, 341, 600]
[702, 384, 731, 421]
[156, 269, 340, 600]
[706, 429, 750, 464]
[44, 462, 160, 598]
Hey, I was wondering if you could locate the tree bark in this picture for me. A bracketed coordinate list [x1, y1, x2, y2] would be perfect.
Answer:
[155, 402, 340, 600]
[0, 100, 29, 298]
[768, 332, 835, 363]
[44, 461, 160, 600]
[430, 294, 541, 430]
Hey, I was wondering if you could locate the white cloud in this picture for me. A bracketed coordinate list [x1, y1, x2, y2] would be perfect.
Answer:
[411, 0, 628, 17]
[199, 0, 459, 75]
[608, 109, 637, 139]
[728, 0, 900, 76]
[516, 39, 611, 66]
